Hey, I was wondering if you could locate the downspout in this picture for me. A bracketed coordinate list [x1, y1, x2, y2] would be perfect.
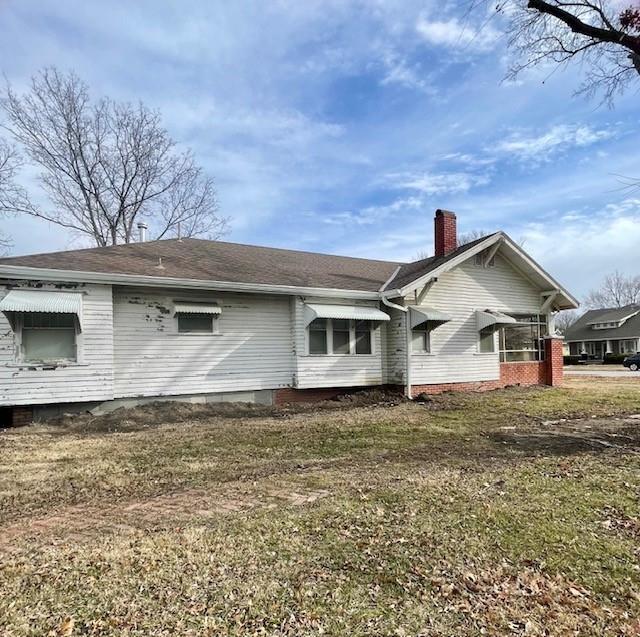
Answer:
[379, 266, 412, 399]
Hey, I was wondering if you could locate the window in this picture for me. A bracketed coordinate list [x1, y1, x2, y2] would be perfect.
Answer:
[21, 312, 77, 362]
[355, 320, 372, 355]
[620, 339, 637, 354]
[309, 318, 328, 354]
[332, 319, 351, 354]
[478, 326, 495, 353]
[307, 318, 374, 355]
[412, 324, 431, 353]
[177, 313, 216, 333]
[499, 314, 547, 362]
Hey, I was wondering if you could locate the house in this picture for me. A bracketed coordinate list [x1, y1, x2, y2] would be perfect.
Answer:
[0, 210, 577, 426]
[564, 305, 640, 360]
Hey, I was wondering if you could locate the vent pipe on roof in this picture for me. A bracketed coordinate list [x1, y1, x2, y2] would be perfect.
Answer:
[137, 222, 148, 243]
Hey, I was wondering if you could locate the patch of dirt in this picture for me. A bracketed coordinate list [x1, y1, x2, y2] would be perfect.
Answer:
[489, 417, 640, 457]
[0, 482, 331, 552]
[44, 388, 407, 434]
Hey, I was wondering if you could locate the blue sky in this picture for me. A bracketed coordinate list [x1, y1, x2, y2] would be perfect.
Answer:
[0, 0, 638, 299]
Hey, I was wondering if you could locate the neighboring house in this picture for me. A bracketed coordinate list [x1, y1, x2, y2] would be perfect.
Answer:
[564, 305, 640, 360]
[0, 210, 577, 426]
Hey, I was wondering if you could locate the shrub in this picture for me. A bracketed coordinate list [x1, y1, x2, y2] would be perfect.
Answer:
[563, 355, 581, 365]
[603, 353, 627, 365]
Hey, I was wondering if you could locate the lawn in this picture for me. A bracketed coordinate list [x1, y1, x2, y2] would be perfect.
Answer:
[1, 378, 640, 636]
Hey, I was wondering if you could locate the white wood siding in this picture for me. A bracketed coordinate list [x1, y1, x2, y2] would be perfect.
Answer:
[384, 305, 407, 384]
[293, 297, 385, 388]
[0, 282, 114, 405]
[407, 253, 543, 385]
[112, 287, 294, 398]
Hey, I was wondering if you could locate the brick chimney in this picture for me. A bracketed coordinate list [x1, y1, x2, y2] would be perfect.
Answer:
[434, 209, 457, 257]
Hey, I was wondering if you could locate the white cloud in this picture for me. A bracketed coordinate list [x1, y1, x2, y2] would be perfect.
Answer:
[416, 14, 500, 51]
[440, 152, 496, 167]
[390, 171, 490, 195]
[377, 46, 436, 93]
[318, 195, 425, 227]
[520, 200, 640, 299]
[493, 124, 614, 162]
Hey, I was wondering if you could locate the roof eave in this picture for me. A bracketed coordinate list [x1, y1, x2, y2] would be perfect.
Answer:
[0, 265, 381, 300]
[382, 232, 579, 311]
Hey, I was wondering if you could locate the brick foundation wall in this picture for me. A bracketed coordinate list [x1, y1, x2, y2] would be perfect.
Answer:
[11, 406, 34, 427]
[500, 361, 546, 386]
[273, 387, 355, 405]
[410, 361, 547, 397]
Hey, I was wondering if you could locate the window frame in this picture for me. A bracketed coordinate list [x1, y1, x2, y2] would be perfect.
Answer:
[411, 323, 432, 354]
[176, 312, 220, 334]
[498, 313, 548, 363]
[477, 325, 496, 354]
[306, 318, 375, 356]
[13, 312, 81, 364]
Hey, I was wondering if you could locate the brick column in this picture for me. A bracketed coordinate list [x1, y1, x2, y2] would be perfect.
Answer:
[544, 336, 564, 386]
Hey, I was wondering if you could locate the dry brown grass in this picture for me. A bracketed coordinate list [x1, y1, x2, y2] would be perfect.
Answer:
[1, 379, 640, 635]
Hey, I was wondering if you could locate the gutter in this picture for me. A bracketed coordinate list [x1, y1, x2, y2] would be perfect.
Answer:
[0, 265, 380, 300]
[378, 267, 411, 399]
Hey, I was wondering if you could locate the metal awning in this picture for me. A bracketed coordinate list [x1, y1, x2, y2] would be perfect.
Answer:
[476, 309, 517, 331]
[304, 303, 390, 326]
[0, 289, 83, 330]
[408, 306, 452, 329]
[173, 302, 221, 315]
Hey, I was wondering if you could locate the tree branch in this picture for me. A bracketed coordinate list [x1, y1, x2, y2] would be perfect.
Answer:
[528, 0, 640, 55]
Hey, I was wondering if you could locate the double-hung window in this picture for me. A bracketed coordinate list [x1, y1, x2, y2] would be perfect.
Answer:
[307, 318, 373, 355]
[478, 326, 496, 353]
[411, 324, 431, 353]
[0, 290, 84, 365]
[309, 318, 329, 354]
[355, 320, 372, 354]
[20, 312, 77, 362]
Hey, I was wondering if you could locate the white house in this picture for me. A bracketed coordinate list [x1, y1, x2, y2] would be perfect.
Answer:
[0, 210, 578, 426]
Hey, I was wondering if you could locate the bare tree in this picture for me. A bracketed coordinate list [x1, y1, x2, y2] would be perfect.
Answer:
[554, 308, 578, 334]
[468, 1, 640, 105]
[0, 139, 21, 254]
[584, 270, 640, 308]
[0, 68, 227, 246]
[458, 229, 490, 245]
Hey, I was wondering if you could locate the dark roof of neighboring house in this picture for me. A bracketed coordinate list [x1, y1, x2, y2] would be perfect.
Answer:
[385, 233, 499, 291]
[565, 304, 640, 342]
[584, 305, 640, 324]
[0, 238, 403, 292]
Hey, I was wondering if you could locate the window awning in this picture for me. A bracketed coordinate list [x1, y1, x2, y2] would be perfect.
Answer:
[173, 302, 221, 315]
[0, 290, 83, 330]
[304, 303, 390, 326]
[476, 309, 517, 331]
[408, 306, 452, 329]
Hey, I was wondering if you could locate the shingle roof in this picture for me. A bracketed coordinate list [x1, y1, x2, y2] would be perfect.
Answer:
[584, 305, 640, 324]
[0, 234, 508, 294]
[385, 233, 499, 291]
[565, 305, 640, 342]
[0, 238, 403, 292]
